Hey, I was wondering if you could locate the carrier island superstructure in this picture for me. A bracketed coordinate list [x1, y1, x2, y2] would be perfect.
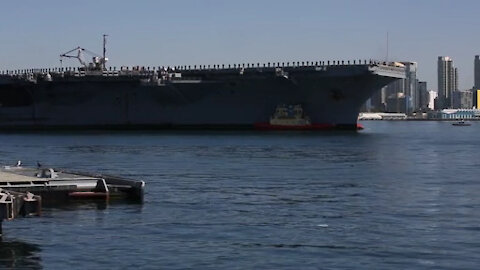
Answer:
[0, 45, 405, 130]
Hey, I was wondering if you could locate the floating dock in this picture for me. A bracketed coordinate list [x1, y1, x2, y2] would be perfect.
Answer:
[0, 163, 145, 236]
[0, 188, 41, 236]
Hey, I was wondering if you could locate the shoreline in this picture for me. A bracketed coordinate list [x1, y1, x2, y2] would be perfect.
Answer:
[359, 118, 480, 121]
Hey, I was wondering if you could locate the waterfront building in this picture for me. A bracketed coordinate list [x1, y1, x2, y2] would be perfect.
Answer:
[437, 56, 458, 109]
[452, 90, 473, 109]
[358, 112, 407, 120]
[427, 109, 480, 120]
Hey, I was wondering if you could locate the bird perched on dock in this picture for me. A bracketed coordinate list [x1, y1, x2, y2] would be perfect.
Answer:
[15, 160, 22, 167]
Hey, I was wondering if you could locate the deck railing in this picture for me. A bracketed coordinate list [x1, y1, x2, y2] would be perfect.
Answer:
[0, 59, 405, 78]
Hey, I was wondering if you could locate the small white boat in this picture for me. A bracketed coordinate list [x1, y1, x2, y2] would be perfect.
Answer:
[452, 121, 471, 126]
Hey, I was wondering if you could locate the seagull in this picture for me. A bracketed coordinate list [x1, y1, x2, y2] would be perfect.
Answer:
[15, 160, 22, 167]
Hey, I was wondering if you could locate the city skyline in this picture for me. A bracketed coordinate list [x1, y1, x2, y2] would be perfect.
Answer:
[1, 0, 480, 91]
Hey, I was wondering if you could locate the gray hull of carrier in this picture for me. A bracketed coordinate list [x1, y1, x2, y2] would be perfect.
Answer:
[0, 62, 405, 130]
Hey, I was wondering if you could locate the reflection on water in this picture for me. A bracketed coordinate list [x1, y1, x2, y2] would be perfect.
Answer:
[0, 239, 42, 269]
[41, 200, 108, 210]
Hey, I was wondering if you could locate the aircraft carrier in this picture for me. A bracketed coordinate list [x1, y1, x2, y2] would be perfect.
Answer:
[0, 41, 405, 130]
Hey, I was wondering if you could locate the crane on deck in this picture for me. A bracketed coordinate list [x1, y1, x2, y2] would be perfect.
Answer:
[59, 35, 109, 71]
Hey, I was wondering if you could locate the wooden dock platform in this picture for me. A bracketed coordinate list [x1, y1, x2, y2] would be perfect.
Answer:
[1, 165, 144, 202]
[0, 163, 145, 236]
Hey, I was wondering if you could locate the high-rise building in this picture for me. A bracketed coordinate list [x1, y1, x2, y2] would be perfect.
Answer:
[477, 90, 480, 109]
[437, 56, 458, 109]
[474, 56, 480, 108]
[428, 90, 437, 110]
[473, 89, 480, 109]
[386, 92, 409, 113]
[380, 62, 417, 113]
[452, 90, 473, 109]
[404, 62, 418, 112]
[417, 81, 429, 110]
[475, 55, 480, 89]
[368, 88, 386, 112]
[384, 79, 404, 112]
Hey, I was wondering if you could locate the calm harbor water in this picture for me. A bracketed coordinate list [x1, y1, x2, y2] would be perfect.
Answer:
[1, 121, 479, 269]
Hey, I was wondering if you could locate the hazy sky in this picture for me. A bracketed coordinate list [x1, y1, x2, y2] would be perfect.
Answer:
[1, 0, 479, 90]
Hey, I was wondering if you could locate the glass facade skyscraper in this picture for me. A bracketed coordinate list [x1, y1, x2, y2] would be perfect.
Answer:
[437, 56, 457, 109]
[475, 55, 480, 90]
